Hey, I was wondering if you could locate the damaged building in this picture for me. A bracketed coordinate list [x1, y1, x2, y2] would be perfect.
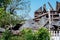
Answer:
[34, 1, 60, 30]
[21, 1, 60, 31]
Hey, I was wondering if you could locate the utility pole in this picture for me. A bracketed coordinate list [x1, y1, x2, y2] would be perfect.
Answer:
[48, 10, 52, 40]
[48, 10, 51, 31]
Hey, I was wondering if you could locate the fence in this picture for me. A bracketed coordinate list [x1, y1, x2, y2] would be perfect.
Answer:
[50, 30, 60, 40]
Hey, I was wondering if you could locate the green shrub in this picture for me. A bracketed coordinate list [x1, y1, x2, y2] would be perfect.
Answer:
[1, 29, 12, 40]
[37, 27, 50, 40]
[21, 28, 34, 40]
[1, 27, 50, 40]
[20, 27, 50, 40]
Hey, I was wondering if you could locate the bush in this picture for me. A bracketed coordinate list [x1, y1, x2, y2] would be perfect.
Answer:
[37, 27, 50, 40]
[20, 28, 34, 40]
[1, 27, 50, 40]
[1, 29, 12, 40]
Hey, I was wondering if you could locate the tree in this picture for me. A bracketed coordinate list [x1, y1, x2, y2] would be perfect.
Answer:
[0, 0, 30, 27]
[7, 0, 30, 17]
[0, 8, 21, 27]
[0, 0, 11, 10]
[0, 0, 30, 14]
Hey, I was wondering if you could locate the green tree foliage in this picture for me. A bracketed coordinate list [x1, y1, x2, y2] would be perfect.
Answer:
[0, 7, 24, 27]
[0, 0, 11, 10]
[0, 8, 11, 26]
[0, 0, 11, 4]
[0, 0, 30, 27]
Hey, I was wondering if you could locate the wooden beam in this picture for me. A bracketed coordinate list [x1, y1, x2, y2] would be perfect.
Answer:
[35, 13, 48, 19]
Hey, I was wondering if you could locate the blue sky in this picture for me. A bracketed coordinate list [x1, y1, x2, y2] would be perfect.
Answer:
[29, 0, 60, 18]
